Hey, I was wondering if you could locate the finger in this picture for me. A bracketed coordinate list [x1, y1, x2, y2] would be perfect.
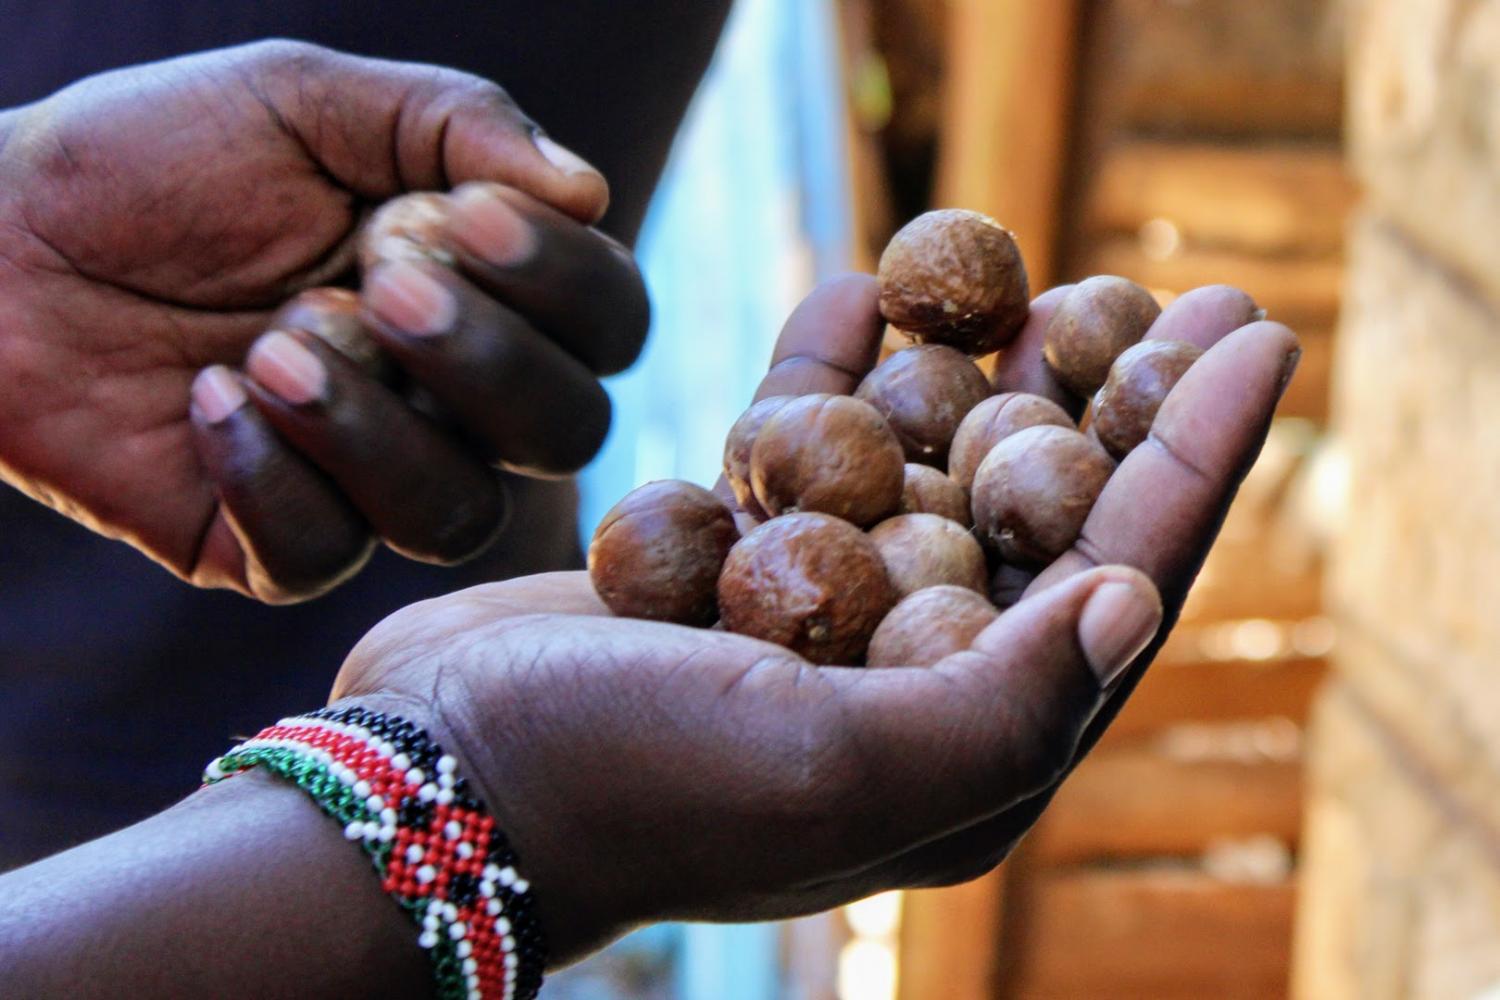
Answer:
[188, 366, 375, 603]
[1144, 284, 1261, 349]
[444, 183, 650, 375]
[248, 40, 609, 223]
[1018, 323, 1300, 784]
[817, 566, 1161, 866]
[755, 274, 886, 401]
[361, 259, 612, 477]
[988, 284, 1077, 414]
[710, 274, 886, 511]
[242, 329, 509, 564]
[1030, 321, 1301, 605]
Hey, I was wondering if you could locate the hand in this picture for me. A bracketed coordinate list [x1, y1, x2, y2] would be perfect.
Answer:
[329, 274, 1299, 967]
[0, 41, 648, 602]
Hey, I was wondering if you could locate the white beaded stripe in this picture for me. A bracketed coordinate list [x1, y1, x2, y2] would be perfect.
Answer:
[211, 719, 533, 997]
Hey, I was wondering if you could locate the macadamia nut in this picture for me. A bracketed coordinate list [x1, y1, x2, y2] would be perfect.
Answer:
[1043, 276, 1161, 397]
[878, 209, 1030, 356]
[947, 392, 1075, 491]
[869, 513, 988, 597]
[718, 512, 896, 664]
[867, 585, 1000, 668]
[723, 395, 796, 518]
[1092, 340, 1203, 460]
[358, 192, 456, 273]
[588, 480, 740, 626]
[856, 345, 991, 468]
[971, 425, 1115, 567]
[750, 394, 905, 528]
[898, 464, 971, 525]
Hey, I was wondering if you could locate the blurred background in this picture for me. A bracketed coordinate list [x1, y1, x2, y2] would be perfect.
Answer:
[562, 0, 1500, 997]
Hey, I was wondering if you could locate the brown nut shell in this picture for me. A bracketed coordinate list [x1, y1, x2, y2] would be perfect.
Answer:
[855, 345, 991, 467]
[1042, 276, 1162, 397]
[358, 192, 456, 273]
[588, 480, 740, 626]
[718, 512, 897, 665]
[877, 209, 1030, 355]
[899, 464, 971, 525]
[867, 585, 1000, 668]
[947, 392, 1076, 491]
[1092, 339, 1203, 460]
[869, 513, 987, 597]
[723, 395, 796, 518]
[971, 425, 1116, 568]
[750, 394, 905, 528]
[270, 288, 397, 384]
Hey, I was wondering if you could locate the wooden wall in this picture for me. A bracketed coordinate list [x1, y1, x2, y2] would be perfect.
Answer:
[1293, 0, 1500, 994]
[889, 2, 1351, 997]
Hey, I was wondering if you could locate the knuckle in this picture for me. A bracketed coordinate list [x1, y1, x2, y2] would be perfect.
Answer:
[243, 38, 325, 73]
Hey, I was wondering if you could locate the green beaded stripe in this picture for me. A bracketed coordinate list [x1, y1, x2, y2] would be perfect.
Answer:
[208, 745, 471, 999]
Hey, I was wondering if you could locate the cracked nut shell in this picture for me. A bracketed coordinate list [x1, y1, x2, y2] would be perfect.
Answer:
[855, 345, 991, 468]
[718, 512, 896, 664]
[867, 585, 1000, 668]
[1043, 275, 1161, 397]
[588, 480, 740, 626]
[878, 209, 1030, 356]
[971, 424, 1115, 568]
[1092, 339, 1203, 460]
[749, 394, 905, 528]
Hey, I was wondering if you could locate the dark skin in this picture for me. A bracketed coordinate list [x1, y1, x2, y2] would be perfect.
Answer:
[0, 270, 1297, 996]
[0, 40, 649, 603]
[0, 38, 1301, 997]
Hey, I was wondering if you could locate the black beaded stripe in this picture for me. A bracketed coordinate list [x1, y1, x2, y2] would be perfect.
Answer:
[305, 705, 549, 997]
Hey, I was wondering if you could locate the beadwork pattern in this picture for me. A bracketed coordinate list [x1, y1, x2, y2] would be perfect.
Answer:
[204, 705, 545, 1000]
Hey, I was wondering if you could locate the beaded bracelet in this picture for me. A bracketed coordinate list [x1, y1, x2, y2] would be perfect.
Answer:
[203, 704, 545, 1000]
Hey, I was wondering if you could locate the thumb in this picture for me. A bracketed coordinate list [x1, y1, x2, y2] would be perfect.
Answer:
[248, 41, 610, 223]
[828, 565, 1162, 859]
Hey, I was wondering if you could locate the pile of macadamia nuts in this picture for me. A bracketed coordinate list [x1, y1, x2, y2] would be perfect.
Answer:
[588, 209, 1205, 667]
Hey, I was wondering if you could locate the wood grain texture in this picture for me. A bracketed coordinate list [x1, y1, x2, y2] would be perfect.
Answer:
[934, 0, 1078, 289]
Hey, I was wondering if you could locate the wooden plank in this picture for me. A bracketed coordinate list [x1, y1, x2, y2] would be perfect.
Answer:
[1087, 141, 1352, 258]
[1083, 0, 1344, 139]
[934, 0, 1079, 289]
[896, 872, 1005, 1000]
[1077, 238, 1343, 330]
[1003, 868, 1296, 1000]
[1103, 655, 1327, 743]
[1028, 746, 1304, 864]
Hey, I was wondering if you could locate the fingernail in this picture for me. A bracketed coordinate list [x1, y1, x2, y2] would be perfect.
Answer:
[1078, 576, 1162, 688]
[1252, 307, 1269, 322]
[247, 331, 327, 406]
[534, 133, 600, 178]
[1278, 347, 1303, 397]
[192, 365, 247, 424]
[449, 186, 537, 268]
[366, 262, 457, 337]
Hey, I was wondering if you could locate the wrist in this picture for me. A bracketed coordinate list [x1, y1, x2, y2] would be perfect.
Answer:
[207, 697, 549, 997]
